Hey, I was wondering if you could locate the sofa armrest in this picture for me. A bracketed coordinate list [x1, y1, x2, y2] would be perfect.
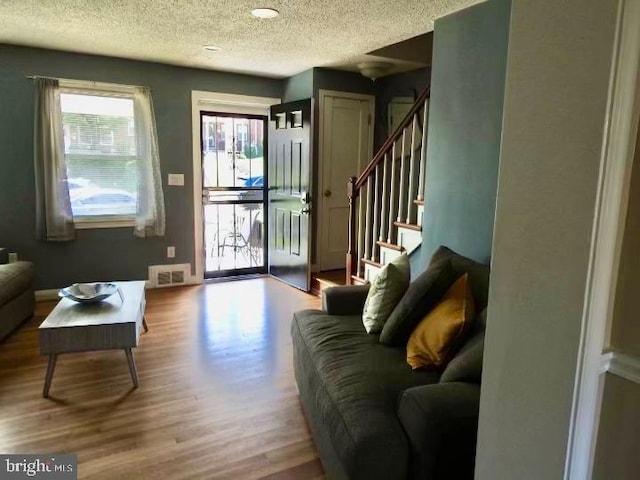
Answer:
[397, 382, 480, 480]
[322, 284, 370, 315]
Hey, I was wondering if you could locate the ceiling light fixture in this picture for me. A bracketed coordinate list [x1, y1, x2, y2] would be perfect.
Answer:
[203, 45, 221, 51]
[357, 62, 392, 81]
[251, 7, 280, 19]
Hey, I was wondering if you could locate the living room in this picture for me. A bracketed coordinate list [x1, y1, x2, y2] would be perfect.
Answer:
[1, 0, 639, 479]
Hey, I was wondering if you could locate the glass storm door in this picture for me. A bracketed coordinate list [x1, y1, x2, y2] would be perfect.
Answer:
[201, 112, 267, 278]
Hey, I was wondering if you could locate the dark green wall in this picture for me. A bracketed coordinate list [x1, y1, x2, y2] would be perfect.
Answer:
[373, 67, 431, 151]
[421, 0, 511, 266]
[0, 45, 282, 289]
[282, 69, 314, 102]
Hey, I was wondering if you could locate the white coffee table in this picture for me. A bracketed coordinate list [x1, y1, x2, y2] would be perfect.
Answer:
[39, 281, 148, 397]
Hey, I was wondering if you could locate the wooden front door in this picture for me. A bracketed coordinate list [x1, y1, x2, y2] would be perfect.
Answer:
[267, 99, 313, 291]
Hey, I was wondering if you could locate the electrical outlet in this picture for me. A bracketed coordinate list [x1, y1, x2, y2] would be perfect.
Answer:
[167, 246, 175, 258]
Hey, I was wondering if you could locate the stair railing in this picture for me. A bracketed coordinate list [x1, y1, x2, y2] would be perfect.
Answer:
[346, 86, 430, 284]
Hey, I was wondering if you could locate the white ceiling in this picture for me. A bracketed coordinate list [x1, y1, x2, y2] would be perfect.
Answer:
[0, 0, 483, 79]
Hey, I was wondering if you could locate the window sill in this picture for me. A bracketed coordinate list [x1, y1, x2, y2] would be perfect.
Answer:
[73, 217, 135, 230]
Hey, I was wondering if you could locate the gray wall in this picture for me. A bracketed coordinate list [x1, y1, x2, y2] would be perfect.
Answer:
[611, 123, 640, 357]
[592, 121, 640, 480]
[420, 0, 511, 267]
[593, 374, 640, 480]
[0, 45, 282, 289]
[475, 0, 619, 478]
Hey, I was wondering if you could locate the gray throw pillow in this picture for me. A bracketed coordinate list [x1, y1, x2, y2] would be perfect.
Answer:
[379, 247, 457, 346]
[362, 254, 410, 333]
[439, 329, 484, 383]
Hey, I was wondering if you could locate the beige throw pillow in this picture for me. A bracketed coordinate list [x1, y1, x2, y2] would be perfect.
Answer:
[362, 254, 410, 334]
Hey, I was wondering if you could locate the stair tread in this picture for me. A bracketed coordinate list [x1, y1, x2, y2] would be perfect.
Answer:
[311, 269, 347, 296]
[394, 221, 422, 232]
[376, 241, 405, 252]
[351, 274, 368, 285]
[362, 258, 383, 268]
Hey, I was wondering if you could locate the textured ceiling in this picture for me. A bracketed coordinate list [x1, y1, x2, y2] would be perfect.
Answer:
[0, 0, 483, 78]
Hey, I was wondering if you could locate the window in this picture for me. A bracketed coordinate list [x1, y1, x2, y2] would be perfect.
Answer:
[60, 89, 138, 222]
[34, 78, 164, 240]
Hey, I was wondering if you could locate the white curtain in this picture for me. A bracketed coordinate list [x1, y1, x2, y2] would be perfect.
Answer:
[133, 87, 165, 237]
[34, 78, 75, 241]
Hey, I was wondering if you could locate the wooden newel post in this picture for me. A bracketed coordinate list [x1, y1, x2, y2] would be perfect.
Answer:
[346, 176, 358, 285]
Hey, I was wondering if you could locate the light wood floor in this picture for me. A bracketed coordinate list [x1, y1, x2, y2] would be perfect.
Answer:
[0, 277, 324, 479]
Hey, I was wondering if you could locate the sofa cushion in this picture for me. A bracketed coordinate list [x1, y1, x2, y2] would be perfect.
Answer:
[439, 332, 484, 384]
[0, 262, 34, 306]
[379, 247, 457, 346]
[380, 246, 490, 347]
[406, 273, 476, 370]
[291, 309, 439, 479]
[440, 307, 487, 384]
[362, 254, 410, 334]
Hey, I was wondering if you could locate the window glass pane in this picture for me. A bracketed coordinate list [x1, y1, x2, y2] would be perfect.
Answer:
[201, 114, 264, 189]
[60, 93, 137, 217]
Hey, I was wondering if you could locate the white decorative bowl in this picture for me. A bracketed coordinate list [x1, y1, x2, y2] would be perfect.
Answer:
[59, 283, 119, 304]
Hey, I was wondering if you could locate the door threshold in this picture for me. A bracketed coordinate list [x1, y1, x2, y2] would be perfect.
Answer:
[204, 273, 268, 284]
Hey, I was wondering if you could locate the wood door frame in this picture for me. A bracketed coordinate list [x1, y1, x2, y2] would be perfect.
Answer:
[317, 89, 375, 272]
[191, 91, 280, 283]
[565, 0, 640, 477]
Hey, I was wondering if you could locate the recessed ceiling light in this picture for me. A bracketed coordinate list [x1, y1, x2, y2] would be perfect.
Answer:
[251, 7, 279, 19]
[203, 45, 221, 51]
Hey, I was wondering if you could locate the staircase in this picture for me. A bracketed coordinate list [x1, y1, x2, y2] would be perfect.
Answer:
[346, 86, 430, 285]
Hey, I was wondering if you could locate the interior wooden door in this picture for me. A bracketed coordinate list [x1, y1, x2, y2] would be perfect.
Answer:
[319, 93, 374, 271]
[267, 99, 313, 291]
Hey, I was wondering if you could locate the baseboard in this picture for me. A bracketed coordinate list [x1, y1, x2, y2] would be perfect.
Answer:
[601, 351, 640, 384]
[35, 289, 59, 302]
[36, 276, 202, 302]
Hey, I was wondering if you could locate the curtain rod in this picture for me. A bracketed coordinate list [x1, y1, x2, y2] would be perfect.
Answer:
[25, 75, 146, 90]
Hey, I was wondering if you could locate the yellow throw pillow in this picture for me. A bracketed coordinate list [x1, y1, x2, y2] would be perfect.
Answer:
[406, 273, 475, 370]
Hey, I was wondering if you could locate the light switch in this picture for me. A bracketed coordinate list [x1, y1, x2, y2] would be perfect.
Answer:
[168, 173, 184, 186]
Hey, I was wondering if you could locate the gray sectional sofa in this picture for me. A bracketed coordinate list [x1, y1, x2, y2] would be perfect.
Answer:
[291, 246, 489, 479]
[0, 261, 35, 342]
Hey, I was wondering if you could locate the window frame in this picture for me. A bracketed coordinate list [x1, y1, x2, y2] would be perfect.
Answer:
[59, 81, 139, 229]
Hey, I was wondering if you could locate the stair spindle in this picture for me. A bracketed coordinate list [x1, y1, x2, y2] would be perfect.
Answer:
[406, 114, 418, 224]
[364, 175, 373, 261]
[372, 164, 381, 261]
[387, 140, 397, 244]
[379, 153, 389, 242]
[357, 183, 365, 276]
[417, 100, 429, 202]
[397, 128, 407, 223]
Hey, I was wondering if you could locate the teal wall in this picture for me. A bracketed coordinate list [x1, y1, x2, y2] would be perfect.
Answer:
[421, 0, 511, 266]
[0, 45, 282, 289]
[282, 69, 313, 102]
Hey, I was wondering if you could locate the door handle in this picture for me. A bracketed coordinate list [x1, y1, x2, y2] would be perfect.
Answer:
[324, 189, 332, 197]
